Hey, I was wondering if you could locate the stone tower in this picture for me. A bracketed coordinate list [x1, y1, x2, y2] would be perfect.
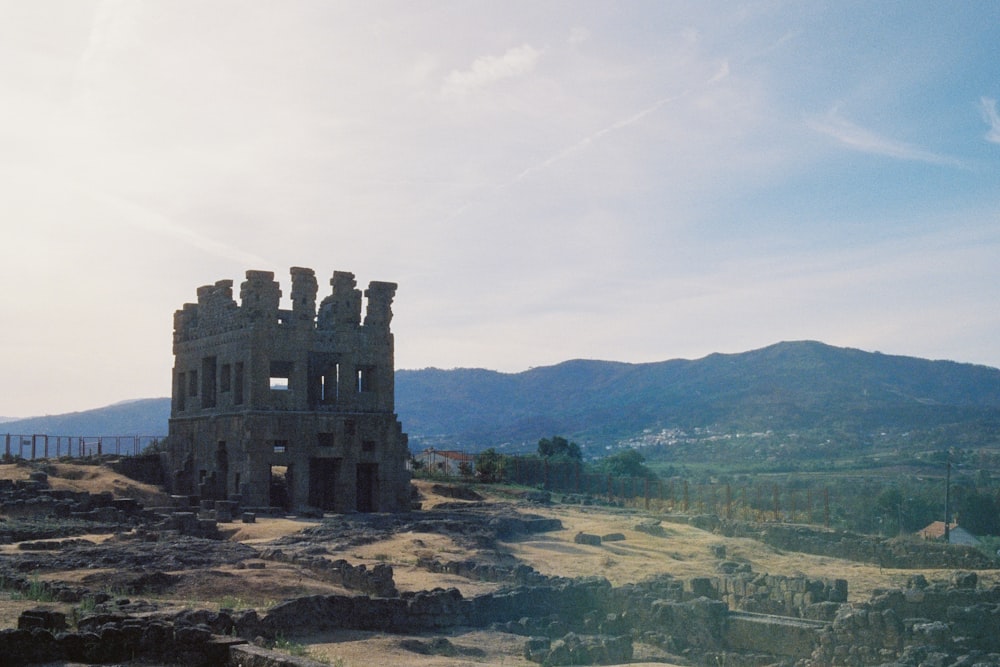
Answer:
[166, 267, 410, 513]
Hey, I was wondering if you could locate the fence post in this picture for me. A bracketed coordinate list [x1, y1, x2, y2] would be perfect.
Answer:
[4, 434, 9, 458]
[31, 435, 37, 460]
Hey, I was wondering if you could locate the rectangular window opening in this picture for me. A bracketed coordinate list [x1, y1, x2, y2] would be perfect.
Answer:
[357, 366, 375, 393]
[176, 371, 187, 411]
[270, 360, 293, 391]
[318, 432, 335, 447]
[321, 363, 340, 404]
[202, 356, 217, 408]
[273, 440, 289, 453]
[234, 362, 244, 405]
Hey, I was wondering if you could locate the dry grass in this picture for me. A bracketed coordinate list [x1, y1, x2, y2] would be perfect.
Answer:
[1, 467, 998, 666]
[0, 461, 173, 507]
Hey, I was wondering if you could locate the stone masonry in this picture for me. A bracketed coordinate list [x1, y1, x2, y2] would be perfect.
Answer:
[166, 268, 410, 513]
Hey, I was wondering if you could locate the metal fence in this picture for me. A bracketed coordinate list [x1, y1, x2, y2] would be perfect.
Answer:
[2, 434, 165, 460]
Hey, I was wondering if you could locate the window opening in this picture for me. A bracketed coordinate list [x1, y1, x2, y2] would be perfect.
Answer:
[321, 363, 340, 403]
[176, 371, 187, 411]
[356, 366, 375, 393]
[270, 360, 293, 391]
[234, 362, 244, 404]
[202, 356, 217, 408]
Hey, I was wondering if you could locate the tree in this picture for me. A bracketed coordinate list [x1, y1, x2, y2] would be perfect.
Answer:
[957, 491, 1000, 536]
[537, 436, 582, 460]
[475, 448, 508, 483]
[598, 448, 657, 479]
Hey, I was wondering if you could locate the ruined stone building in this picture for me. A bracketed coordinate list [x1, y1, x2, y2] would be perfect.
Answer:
[165, 267, 410, 513]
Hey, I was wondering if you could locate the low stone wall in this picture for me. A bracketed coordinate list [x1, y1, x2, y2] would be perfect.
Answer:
[422, 553, 844, 619]
[259, 577, 614, 636]
[701, 572, 847, 619]
[110, 453, 165, 486]
[257, 549, 398, 597]
[1, 609, 245, 667]
[726, 612, 827, 659]
[230, 643, 329, 667]
[682, 516, 996, 569]
[810, 573, 1000, 666]
[416, 557, 553, 587]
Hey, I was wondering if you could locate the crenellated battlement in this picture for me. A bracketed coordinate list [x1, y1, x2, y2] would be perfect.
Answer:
[173, 268, 397, 345]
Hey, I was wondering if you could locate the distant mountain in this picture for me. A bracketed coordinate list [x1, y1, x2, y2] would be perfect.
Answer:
[4, 342, 1000, 459]
[395, 341, 1000, 454]
[0, 398, 171, 437]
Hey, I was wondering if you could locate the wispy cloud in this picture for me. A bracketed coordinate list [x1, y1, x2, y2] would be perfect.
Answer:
[981, 97, 1000, 144]
[443, 44, 542, 94]
[808, 108, 964, 167]
[508, 60, 731, 186]
[75, 181, 272, 267]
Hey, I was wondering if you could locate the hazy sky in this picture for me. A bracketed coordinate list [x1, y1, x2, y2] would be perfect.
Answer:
[3, 1, 1000, 417]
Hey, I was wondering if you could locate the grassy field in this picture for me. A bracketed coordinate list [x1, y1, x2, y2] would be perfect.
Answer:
[2, 462, 999, 666]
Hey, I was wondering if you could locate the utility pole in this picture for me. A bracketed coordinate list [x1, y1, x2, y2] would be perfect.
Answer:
[944, 459, 951, 543]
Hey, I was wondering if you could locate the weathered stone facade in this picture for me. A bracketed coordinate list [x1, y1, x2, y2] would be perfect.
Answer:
[166, 268, 410, 513]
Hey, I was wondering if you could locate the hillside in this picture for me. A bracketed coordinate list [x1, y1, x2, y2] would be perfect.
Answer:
[5, 341, 1000, 459]
[397, 341, 1000, 454]
[0, 398, 171, 437]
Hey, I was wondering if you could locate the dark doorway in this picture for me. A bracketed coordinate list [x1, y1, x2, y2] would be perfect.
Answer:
[269, 465, 291, 511]
[356, 463, 378, 513]
[215, 441, 228, 499]
[308, 458, 340, 511]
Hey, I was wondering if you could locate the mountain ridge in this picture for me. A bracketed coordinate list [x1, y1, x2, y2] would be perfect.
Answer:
[4, 341, 1000, 456]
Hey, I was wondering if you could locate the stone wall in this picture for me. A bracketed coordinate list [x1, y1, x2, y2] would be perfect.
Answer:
[110, 453, 165, 486]
[681, 516, 996, 569]
[809, 573, 1000, 666]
